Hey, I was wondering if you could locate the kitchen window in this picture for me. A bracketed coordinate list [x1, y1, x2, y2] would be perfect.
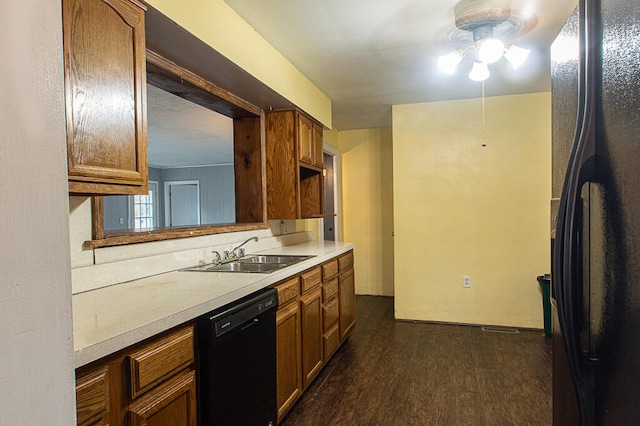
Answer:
[132, 181, 158, 229]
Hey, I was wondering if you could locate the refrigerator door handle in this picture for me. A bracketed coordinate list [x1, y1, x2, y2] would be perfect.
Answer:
[553, 0, 599, 424]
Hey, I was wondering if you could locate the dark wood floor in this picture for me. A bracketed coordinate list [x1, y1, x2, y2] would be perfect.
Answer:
[281, 295, 552, 426]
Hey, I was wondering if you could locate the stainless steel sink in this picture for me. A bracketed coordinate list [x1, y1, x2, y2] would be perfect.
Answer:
[182, 254, 315, 274]
[239, 255, 314, 265]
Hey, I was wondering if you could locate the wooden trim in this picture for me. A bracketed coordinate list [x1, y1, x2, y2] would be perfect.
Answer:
[70, 181, 148, 196]
[299, 162, 324, 174]
[294, 113, 302, 219]
[146, 50, 262, 118]
[68, 165, 147, 184]
[234, 115, 266, 223]
[259, 110, 268, 223]
[84, 222, 269, 249]
[91, 197, 105, 240]
[126, 0, 147, 11]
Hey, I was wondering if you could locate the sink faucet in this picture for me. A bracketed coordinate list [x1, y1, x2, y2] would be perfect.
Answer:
[228, 236, 258, 259]
[212, 250, 223, 266]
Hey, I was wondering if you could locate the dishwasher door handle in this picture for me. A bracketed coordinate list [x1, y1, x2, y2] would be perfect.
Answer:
[241, 318, 259, 331]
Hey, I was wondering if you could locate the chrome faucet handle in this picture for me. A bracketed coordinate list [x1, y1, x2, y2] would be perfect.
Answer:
[230, 236, 258, 259]
[212, 250, 223, 266]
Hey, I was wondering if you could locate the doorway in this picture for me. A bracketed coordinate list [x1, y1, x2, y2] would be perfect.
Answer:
[164, 180, 201, 227]
[323, 145, 339, 242]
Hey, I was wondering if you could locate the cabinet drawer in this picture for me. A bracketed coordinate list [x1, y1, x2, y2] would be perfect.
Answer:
[323, 296, 339, 332]
[300, 267, 322, 294]
[276, 277, 300, 306]
[129, 325, 194, 399]
[128, 369, 197, 426]
[322, 259, 338, 280]
[76, 366, 110, 426]
[323, 325, 340, 361]
[323, 277, 338, 302]
[338, 251, 354, 271]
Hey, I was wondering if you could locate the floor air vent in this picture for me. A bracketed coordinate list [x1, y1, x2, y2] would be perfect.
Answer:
[481, 326, 519, 334]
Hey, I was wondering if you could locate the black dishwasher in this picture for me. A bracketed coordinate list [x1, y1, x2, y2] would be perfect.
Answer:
[197, 287, 278, 426]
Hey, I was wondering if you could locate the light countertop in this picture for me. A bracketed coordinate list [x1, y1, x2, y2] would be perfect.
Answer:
[72, 240, 354, 368]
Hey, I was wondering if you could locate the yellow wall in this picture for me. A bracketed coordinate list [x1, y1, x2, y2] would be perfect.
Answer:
[146, 0, 332, 128]
[340, 129, 395, 296]
[392, 93, 551, 328]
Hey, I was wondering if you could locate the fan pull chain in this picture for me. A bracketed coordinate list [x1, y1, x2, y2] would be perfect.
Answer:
[482, 80, 486, 130]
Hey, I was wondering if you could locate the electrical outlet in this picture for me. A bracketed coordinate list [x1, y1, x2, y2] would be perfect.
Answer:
[463, 276, 471, 288]
[119, 217, 124, 225]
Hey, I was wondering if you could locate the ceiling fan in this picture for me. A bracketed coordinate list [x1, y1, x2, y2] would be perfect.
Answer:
[437, 0, 535, 81]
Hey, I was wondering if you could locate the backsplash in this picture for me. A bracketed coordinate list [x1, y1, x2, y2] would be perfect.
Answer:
[69, 197, 306, 294]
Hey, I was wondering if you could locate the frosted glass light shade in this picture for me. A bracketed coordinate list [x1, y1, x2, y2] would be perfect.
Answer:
[504, 44, 531, 69]
[438, 50, 464, 75]
[477, 38, 505, 64]
[469, 61, 490, 81]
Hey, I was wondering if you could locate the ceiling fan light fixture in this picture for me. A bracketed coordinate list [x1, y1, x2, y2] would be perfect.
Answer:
[469, 61, 490, 81]
[504, 44, 531, 69]
[438, 49, 464, 74]
[476, 37, 505, 63]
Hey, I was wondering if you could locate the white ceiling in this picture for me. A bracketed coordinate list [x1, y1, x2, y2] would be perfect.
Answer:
[224, 0, 577, 130]
[147, 84, 234, 168]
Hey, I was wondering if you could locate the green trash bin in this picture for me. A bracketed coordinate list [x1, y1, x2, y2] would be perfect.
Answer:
[537, 274, 551, 338]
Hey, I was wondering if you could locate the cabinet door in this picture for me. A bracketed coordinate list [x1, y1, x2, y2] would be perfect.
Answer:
[300, 286, 323, 389]
[276, 301, 302, 422]
[64, 0, 148, 195]
[76, 366, 110, 426]
[265, 111, 298, 219]
[339, 267, 356, 340]
[297, 113, 314, 166]
[128, 370, 197, 426]
[312, 122, 324, 169]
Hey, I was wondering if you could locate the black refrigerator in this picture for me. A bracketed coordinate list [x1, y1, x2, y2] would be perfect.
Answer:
[551, 0, 640, 424]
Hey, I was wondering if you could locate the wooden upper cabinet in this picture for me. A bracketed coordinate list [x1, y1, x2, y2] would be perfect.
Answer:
[312, 122, 324, 169]
[265, 109, 324, 220]
[266, 110, 298, 219]
[297, 114, 314, 166]
[63, 0, 148, 195]
[298, 114, 324, 169]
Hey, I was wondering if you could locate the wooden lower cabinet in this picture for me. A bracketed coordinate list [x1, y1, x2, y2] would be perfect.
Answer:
[339, 259, 356, 341]
[74, 324, 196, 425]
[274, 251, 356, 423]
[322, 293, 341, 360]
[339, 268, 356, 340]
[75, 366, 110, 426]
[128, 370, 196, 426]
[276, 300, 302, 422]
[300, 286, 323, 389]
